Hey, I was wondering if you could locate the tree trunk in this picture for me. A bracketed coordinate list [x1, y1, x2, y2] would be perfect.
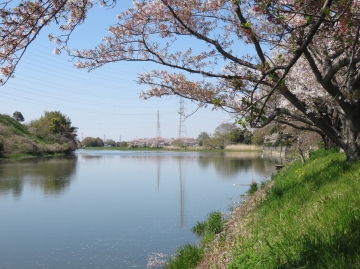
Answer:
[343, 139, 360, 162]
[339, 119, 360, 162]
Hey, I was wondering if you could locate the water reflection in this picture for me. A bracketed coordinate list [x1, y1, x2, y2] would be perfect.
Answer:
[198, 152, 282, 178]
[0, 155, 77, 197]
[179, 157, 185, 228]
[0, 150, 282, 269]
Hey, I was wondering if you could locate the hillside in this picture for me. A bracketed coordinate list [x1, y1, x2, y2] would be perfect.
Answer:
[0, 113, 77, 157]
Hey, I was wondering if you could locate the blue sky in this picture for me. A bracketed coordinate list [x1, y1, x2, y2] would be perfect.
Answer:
[0, 1, 232, 142]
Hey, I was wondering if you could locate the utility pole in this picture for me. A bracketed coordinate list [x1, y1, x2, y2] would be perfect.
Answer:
[156, 110, 161, 138]
[178, 97, 187, 138]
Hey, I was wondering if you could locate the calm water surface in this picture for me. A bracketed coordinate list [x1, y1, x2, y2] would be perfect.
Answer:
[0, 150, 281, 269]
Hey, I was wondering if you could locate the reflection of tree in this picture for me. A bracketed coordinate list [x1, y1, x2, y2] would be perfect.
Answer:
[0, 155, 77, 197]
[197, 152, 282, 178]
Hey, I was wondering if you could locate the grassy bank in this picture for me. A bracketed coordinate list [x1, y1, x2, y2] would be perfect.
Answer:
[0, 113, 77, 157]
[0, 152, 67, 159]
[165, 149, 360, 269]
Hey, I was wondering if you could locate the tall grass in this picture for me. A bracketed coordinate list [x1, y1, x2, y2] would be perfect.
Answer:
[165, 211, 225, 269]
[228, 148, 360, 268]
[164, 244, 204, 269]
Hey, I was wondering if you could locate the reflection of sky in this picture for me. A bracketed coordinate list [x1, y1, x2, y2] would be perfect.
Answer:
[0, 150, 280, 269]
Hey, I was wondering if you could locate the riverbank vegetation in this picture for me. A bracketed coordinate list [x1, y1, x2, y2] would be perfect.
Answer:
[165, 212, 225, 269]
[0, 111, 77, 157]
[164, 149, 360, 268]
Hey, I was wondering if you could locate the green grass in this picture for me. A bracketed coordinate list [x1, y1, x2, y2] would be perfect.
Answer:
[192, 211, 225, 242]
[0, 114, 44, 143]
[165, 211, 225, 268]
[0, 114, 30, 136]
[228, 148, 360, 268]
[247, 182, 259, 195]
[2, 152, 64, 159]
[164, 244, 204, 269]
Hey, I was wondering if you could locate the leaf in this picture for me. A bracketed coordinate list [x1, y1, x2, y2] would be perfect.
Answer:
[241, 22, 251, 29]
[212, 98, 222, 106]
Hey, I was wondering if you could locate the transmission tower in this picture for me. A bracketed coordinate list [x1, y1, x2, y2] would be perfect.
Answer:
[156, 110, 161, 138]
[178, 97, 187, 138]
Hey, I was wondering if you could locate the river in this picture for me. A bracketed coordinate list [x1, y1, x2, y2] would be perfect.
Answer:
[0, 149, 281, 269]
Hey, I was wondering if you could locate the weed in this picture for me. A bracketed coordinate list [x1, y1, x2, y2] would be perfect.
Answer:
[247, 182, 258, 195]
[191, 211, 224, 238]
[166, 211, 225, 268]
[164, 244, 204, 269]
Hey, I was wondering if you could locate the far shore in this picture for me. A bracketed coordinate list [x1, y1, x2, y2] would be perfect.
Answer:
[80, 144, 263, 152]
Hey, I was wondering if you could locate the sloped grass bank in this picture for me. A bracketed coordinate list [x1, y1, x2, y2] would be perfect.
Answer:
[192, 149, 360, 269]
[227, 149, 360, 269]
[0, 113, 76, 157]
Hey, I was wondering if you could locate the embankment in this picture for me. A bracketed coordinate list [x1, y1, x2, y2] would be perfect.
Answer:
[0, 113, 76, 157]
[194, 148, 360, 268]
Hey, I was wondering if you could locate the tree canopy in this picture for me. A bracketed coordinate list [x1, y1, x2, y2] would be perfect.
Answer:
[81, 137, 104, 147]
[12, 111, 24, 122]
[1, 0, 360, 160]
[29, 111, 78, 152]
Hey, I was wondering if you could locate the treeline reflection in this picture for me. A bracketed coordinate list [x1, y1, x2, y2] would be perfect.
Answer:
[0, 152, 282, 198]
[79, 151, 282, 178]
[198, 152, 282, 177]
[0, 155, 77, 197]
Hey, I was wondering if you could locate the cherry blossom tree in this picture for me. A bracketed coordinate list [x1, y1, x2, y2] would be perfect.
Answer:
[0, 0, 115, 85]
[127, 137, 196, 148]
[2, 0, 360, 161]
[71, 0, 360, 161]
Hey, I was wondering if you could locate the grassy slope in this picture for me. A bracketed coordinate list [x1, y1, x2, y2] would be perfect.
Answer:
[0, 114, 29, 136]
[0, 114, 54, 157]
[194, 149, 360, 269]
[228, 149, 360, 269]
